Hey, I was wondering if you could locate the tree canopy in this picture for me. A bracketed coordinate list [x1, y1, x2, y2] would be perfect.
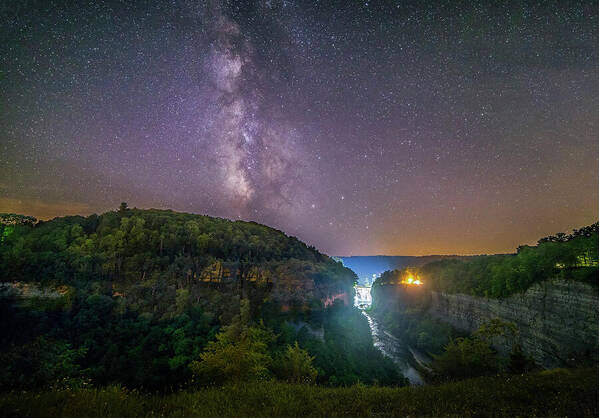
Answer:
[0, 208, 403, 391]
[411, 221, 599, 298]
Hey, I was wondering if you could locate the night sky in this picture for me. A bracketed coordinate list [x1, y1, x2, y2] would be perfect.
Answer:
[2, 1, 598, 256]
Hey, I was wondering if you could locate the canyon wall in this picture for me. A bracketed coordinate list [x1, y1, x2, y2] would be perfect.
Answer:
[428, 279, 599, 368]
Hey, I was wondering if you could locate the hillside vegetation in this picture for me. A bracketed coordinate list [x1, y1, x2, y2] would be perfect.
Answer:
[0, 207, 342, 284]
[0, 206, 354, 311]
[0, 208, 402, 391]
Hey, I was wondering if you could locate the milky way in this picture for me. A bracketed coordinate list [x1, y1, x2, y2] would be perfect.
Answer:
[1, 1, 599, 255]
[202, 3, 307, 217]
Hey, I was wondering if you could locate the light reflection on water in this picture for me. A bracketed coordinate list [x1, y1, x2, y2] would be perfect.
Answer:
[361, 310, 424, 385]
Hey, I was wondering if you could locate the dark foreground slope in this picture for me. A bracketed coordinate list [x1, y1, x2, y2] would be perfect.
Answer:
[2, 368, 598, 417]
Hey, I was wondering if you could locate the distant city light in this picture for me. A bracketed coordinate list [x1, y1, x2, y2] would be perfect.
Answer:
[400, 273, 423, 286]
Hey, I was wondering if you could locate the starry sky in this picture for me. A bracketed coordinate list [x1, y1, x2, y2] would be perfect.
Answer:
[2, 1, 599, 256]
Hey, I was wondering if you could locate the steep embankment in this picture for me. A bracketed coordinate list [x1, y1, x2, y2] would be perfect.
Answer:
[372, 226, 599, 368]
[429, 279, 599, 368]
[372, 277, 599, 368]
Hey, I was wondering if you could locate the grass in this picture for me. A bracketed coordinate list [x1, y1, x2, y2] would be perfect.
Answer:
[1, 368, 598, 417]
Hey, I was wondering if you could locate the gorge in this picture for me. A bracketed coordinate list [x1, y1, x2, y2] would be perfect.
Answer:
[428, 279, 599, 368]
[350, 271, 426, 385]
[369, 271, 599, 374]
[2, 211, 599, 416]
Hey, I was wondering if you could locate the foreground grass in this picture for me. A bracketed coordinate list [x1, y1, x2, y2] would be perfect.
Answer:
[2, 368, 598, 417]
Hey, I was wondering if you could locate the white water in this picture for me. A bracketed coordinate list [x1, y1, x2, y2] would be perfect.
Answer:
[361, 310, 424, 385]
[354, 286, 425, 385]
[354, 285, 372, 307]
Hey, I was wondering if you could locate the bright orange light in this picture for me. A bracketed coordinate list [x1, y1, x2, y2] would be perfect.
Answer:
[400, 273, 423, 286]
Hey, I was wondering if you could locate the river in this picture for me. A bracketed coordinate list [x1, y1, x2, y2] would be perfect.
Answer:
[361, 310, 425, 385]
[355, 285, 426, 385]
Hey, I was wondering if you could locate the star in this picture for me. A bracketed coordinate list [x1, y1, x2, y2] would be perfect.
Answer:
[1, 0, 597, 256]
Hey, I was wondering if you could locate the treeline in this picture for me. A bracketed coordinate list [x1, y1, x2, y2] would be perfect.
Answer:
[0, 206, 331, 284]
[537, 221, 599, 244]
[420, 221, 599, 298]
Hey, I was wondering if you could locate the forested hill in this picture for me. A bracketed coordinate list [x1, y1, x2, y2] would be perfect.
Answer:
[0, 207, 355, 308]
[1, 208, 405, 391]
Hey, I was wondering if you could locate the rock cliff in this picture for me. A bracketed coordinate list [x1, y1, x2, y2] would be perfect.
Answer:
[428, 279, 599, 368]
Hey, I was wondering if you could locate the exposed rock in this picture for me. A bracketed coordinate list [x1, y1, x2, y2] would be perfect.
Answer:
[428, 279, 599, 368]
[323, 292, 350, 307]
[0, 282, 67, 299]
[195, 260, 351, 310]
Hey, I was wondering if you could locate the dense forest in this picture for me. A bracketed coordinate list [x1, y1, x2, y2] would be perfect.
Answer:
[0, 207, 402, 391]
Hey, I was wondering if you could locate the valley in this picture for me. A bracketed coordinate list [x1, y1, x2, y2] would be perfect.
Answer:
[1, 210, 599, 416]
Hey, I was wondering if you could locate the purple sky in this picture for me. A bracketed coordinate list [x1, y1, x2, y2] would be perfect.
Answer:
[2, 1, 599, 255]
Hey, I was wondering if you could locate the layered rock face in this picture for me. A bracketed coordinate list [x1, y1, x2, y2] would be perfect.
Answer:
[194, 260, 352, 310]
[428, 279, 599, 368]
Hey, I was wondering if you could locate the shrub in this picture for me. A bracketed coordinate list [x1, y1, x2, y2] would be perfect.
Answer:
[275, 342, 318, 384]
